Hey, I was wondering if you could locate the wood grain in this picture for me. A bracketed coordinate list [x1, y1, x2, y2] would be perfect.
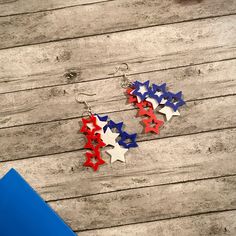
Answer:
[0, 95, 235, 162]
[1, 0, 236, 48]
[1, 128, 235, 201]
[0, 15, 236, 93]
[78, 211, 236, 236]
[0, 0, 105, 16]
[49, 176, 236, 231]
[1, 59, 235, 128]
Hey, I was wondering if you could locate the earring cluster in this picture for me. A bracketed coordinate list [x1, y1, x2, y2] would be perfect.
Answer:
[80, 113, 138, 171]
[126, 80, 185, 133]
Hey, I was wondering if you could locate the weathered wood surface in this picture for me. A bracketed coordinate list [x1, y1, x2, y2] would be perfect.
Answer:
[0, 1, 235, 235]
[1, 0, 236, 48]
[0, 0, 111, 16]
[1, 128, 235, 201]
[1, 59, 236, 128]
[0, 15, 236, 93]
[79, 211, 236, 236]
[48, 176, 236, 231]
[0, 95, 235, 162]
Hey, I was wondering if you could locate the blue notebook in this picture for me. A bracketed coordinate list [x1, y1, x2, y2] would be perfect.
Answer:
[0, 168, 76, 236]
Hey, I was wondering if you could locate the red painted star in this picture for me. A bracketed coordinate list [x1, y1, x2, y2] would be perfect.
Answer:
[83, 150, 105, 171]
[80, 115, 101, 135]
[142, 115, 164, 134]
[136, 100, 154, 117]
[84, 133, 106, 151]
[126, 87, 138, 104]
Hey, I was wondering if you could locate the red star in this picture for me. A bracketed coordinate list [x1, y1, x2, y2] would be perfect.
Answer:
[136, 100, 154, 117]
[84, 133, 106, 151]
[80, 115, 101, 135]
[83, 150, 105, 171]
[142, 115, 164, 134]
[126, 87, 138, 104]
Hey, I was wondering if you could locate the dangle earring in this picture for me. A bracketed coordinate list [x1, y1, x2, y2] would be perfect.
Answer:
[76, 93, 138, 171]
[115, 63, 185, 134]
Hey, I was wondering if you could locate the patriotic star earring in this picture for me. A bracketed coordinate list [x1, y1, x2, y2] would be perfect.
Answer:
[116, 63, 185, 134]
[76, 94, 138, 171]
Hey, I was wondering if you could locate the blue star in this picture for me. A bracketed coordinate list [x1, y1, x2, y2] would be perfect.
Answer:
[165, 91, 185, 111]
[147, 83, 167, 104]
[95, 114, 108, 122]
[118, 132, 138, 149]
[104, 120, 123, 133]
[132, 80, 150, 101]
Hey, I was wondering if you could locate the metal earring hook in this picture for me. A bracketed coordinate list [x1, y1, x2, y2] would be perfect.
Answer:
[109, 63, 132, 88]
[75, 92, 96, 116]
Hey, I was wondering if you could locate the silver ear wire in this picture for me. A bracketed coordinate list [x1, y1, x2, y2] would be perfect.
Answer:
[109, 63, 132, 88]
[75, 92, 96, 116]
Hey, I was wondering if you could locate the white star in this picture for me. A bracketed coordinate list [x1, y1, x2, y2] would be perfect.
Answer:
[146, 97, 159, 109]
[101, 128, 119, 146]
[158, 106, 180, 121]
[106, 144, 128, 163]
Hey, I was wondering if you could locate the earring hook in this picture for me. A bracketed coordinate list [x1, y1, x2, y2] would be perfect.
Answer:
[75, 92, 96, 116]
[109, 63, 132, 88]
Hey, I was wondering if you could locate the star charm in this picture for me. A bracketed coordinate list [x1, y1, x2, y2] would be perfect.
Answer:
[118, 131, 138, 149]
[87, 114, 107, 132]
[126, 87, 138, 104]
[158, 106, 180, 121]
[146, 83, 167, 109]
[84, 133, 106, 151]
[132, 80, 150, 102]
[136, 100, 153, 117]
[106, 144, 128, 163]
[104, 120, 123, 133]
[80, 115, 101, 135]
[102, 127, 120, 146]
[84, 150, 105, 171]
[142, 116, 164, 134]
[165, 91, 185, 111]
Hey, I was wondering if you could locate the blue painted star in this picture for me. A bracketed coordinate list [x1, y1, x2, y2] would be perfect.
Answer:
[95, 114, 108, 122]
[132, 80, 150, 102]
[104, 120, 123, 133]
[118, 131, 138, 149]
[165, 91, 185, 111]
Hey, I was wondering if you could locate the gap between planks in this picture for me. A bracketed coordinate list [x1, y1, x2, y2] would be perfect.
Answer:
[0, 0, 236, 48]
[0, 15, 236, 93]
[76, 210, 236, 235]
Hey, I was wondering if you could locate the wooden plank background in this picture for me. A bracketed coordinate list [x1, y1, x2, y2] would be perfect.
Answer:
[0, 0, 236, 235]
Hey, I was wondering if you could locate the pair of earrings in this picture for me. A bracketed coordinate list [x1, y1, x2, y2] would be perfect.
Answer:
[79, 65, 185, 171]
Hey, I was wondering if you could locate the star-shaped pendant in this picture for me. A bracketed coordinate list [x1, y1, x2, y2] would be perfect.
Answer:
[87, 114, 108, 132]
[126, 87, 138, 104]
[84, 150, 105, 171]
[142, 116, 164, 134]
[165, 91, 185, 111]
[104, 120, 123, 133]
[84, 133, 106, 151]
[146, 83, 167, 109]
[136, 100, 153, 117]
[118, 131, 138, 149]
[106, 144, 128, 163]
[158, 106, 180, 121]
[132, 80, 150, 102]
[80, 115, 101, 135]
[102, 127, 120, 146]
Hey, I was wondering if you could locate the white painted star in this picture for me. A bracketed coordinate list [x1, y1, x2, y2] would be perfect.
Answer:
[158, 106, 180, 121]
[146, 97, 159, 109]
[106, 144, 128, 163]
[101, 128, 119, 146]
